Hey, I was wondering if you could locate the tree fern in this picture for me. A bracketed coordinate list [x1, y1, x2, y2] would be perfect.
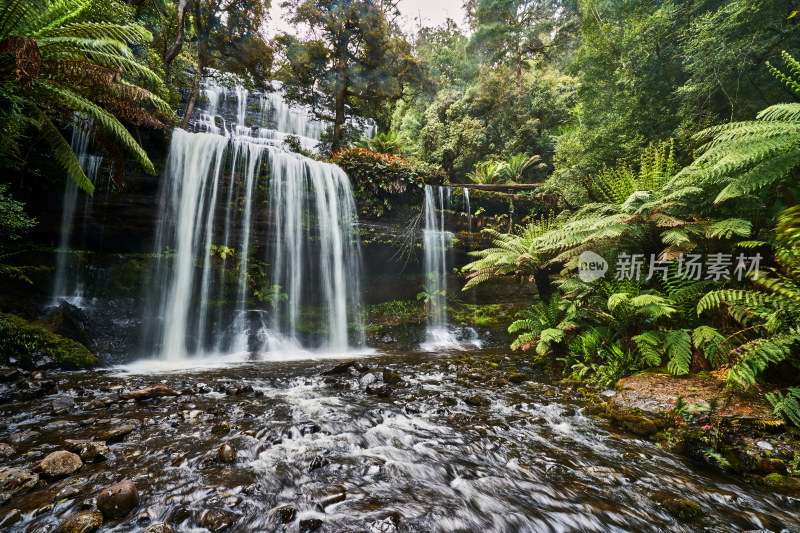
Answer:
[766, 387, 800, 427]
[0, 0, 172, 193]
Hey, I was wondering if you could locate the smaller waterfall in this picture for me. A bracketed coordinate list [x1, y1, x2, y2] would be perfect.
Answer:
[52, 123, 105, 303]
[421, 185, 481, 351]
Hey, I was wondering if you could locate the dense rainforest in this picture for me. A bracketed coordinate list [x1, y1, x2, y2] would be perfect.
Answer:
[1, 0, 800, 531]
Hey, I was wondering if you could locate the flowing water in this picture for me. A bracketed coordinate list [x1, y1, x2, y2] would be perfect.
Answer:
[421, 186, 480, 350]
[51, 122, 106, 303]
[1, 351, 798, 533]
[143, 81, 366, 360]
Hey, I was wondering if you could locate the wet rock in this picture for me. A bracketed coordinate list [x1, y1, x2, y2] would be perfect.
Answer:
[9, 429, 40, 443]
[663, 498, 702, 519]
[64, 440, 109, 463]
[211, 423, 230, 435]
[144, 523, 175, 533]
[311, 485, 346, 507]
[309, 455, 329, 471]
[96, 479, 140, 519]
[0, 442, 15, 457]
[360, 373, 377, 387]
[119, 384, 180, 402]
[35, 450, 83, 477]
[53, 396, 76, 413]
[299, 518, 323, 532]
[40, 300, 95, 349]
[382, 369, 403, 385]
[56, 484, 83, 501]
[507, 373, 527, 384]
[55, 510, 103, 533]
[198, 508, 235, 532]
[215, 443, 237, 464]
[78, 418, 96, 427]
[0, 468, 39, 501]
[0, 367, 20, 383]
[0, 467, 39, 497]
[465, 395, 490, 407]
[369, 514, 401, 533]
[0, 509, 22, 528]
[274, 505, 297, 523]
[101, 423, 135, 443]
[322, 361, 357, 375]
[366, 384, 392, 397]
[762, 473, 800, 488]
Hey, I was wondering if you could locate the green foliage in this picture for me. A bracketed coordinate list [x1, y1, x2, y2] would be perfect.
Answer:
[355, 131, 403, 154]
[0, 312, 100, 368]
[0, 0, 172, 193]
[0, 184, 35, 241]
[462, 216, 553, 290]
[330, 147, 430, 217]
[766, 387, 800, 427]
[508, 293, 577, 354]
[466, 159, 508, 185]
[368, 299, 424, 323]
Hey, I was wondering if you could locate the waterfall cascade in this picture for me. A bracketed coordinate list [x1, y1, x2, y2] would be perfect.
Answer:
[421, 185, 481, 350]
[52, 123, 106, 303]
[145, 81, 367, 360]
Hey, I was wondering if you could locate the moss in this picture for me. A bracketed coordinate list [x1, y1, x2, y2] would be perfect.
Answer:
[663, 498, 702, 519]
[0, 313, 101, 369]
[762, 473, 800, 487]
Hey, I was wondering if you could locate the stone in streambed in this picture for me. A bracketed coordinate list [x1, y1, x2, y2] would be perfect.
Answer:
[274, 505, 297, 523]
[119, 384, 180, 402]
[664, 498, 702, 519]
[299, 518, 323, 532]
[310, 485, 346, 507]
[96, 479, 139, 519]
[55, 510, 103, 533]
[56, 484, 83, 501]
[383, 369, 404, 385]
[0, 467, 38, 498]
[762, 473, 800, 488]
[64, 440, 109, 463]
[0, 509, 22, 528]
[35, 450, 82, 477]
[0, 442, 15, 458]
[465, 395, 490, 407]
[366, 384, 392, 397]
[101, 423, 135, 443]
[144, 523, 175, 533]
[322, 361, 357, 375]
[215, 443, 236, 464]
[198, 508, 235, 532]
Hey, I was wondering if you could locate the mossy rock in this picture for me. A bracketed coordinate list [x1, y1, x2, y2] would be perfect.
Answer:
[762, 473, 800, 488]
[0, 313, 101, 369]
[663, 498, 702, 519]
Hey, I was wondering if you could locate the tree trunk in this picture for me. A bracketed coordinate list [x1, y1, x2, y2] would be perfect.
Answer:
[515, 38, 523, 87]
[181, 52, 204, 130]
[331, 41, 349, 152]
[162, 0, 188, 68]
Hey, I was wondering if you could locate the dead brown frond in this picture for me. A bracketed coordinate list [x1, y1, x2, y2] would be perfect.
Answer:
[0, 35, 41, 85]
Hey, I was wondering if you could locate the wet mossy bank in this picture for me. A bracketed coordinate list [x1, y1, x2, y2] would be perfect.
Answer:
[0, 313, 100, 370]
[585, 371, 800, 487]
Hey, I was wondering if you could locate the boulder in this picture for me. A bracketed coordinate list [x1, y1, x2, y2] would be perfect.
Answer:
[215, 443, 236, 464]
[322, 361, 357, 375]
[101, 423, 135, 443]
[64, 439, 110, 463]
[96, 479, 139, 519]
[198, 509, 235, 532]
[39, 300, 94, 349]
[36, 450, 83, 477]
[0, 442, 15, 458]
[0, 467, 38, 497]
[144, 523, 175, 533]
[56, 484, 82, 501]
[299, 518, 323, 532]
[119, 385, 180, 402]
[273, 505, 297, 524]
[55, 510, 103, 533]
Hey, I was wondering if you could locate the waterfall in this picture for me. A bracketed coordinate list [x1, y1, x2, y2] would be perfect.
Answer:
[421, 185, 481, 351]
[145, 80, 366, 360]
[52, 122, 105, 303]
